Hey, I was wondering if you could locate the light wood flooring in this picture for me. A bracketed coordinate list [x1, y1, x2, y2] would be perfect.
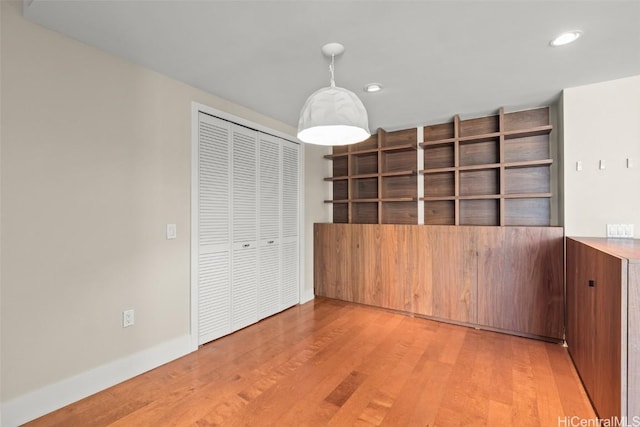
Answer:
[26, 298, 595, 426]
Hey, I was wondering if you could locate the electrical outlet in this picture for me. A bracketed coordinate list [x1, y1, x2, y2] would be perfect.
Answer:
[123, 309, 135, 328]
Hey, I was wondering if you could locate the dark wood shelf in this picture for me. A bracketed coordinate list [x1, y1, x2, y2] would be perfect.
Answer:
[504, 125, 552, 139]
[504, 159, 553, 169]
[381, 170, 416, 177]
[421, 167, 456, 174]
[504, 192, 552, 199]
[379, 143, 417, 152]
[420, 138, 456, 147]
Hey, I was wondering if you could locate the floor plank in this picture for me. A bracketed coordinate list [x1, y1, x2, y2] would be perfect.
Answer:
[25, 298, 596, 426]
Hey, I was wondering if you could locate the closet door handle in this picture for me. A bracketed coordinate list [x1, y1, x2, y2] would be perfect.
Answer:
[243, 243, 250, 248]
[267, 240, 275, 244]
[588, 279, 595, 287]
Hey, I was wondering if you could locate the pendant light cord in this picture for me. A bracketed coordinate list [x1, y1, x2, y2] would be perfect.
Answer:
[329, 54, 336, 88]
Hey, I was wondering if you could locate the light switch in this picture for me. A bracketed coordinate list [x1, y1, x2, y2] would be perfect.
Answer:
[628, 158, 633, 168]
[599, 160, 606, 170]
[576, 160, 582, 171]
[166, 224, 177, 240]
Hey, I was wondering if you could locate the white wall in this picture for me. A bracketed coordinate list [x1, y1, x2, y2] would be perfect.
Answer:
[0, 0, 328, 424]
[563, 75, 640, 237]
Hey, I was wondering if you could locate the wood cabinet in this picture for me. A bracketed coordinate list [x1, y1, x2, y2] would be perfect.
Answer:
[566, 237, 640, 421]
[314, 223, 564, 339]
[422, 107, 553, 226]
[325, 128, 418, 224]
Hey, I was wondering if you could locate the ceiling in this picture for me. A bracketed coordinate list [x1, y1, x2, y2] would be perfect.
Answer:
[23, 1, 640, 132]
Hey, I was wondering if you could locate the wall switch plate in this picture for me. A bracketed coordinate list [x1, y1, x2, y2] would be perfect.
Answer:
[599, 160, 606, 170]
[628, 158, 633, 168]
[607, 224, 634, 238]
[123, 309, 135, 328]
[576, 160, 582, 171]
[166, 224, 177, 240]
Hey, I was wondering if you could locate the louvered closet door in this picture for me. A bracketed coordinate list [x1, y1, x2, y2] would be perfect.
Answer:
[197, 114, 231, 345]
[231, 124, 258, 331]
[258, 134, 281, 319]
[281, 140, 300, 308]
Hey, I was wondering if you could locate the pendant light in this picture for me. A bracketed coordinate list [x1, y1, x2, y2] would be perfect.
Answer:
[297, 43, 371, 146]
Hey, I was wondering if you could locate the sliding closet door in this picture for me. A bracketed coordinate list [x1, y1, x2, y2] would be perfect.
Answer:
[258, 134, 282, 319]
[281, 140, 300, 308]
[197, 114, 231, 345]
[231, 124, 258, 331]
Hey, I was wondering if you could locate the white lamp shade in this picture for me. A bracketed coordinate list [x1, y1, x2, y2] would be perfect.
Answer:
[297, 86, 370, 146]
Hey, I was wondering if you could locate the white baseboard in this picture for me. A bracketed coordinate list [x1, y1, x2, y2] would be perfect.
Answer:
[1, 334, 194, 427]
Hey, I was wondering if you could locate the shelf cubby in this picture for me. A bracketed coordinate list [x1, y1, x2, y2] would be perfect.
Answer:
[333, 204, 349, 224]
[332, 180, 349, 201]
[460, 199, 500, 226]
[352, 202, 378, 224]
[351, 152, 378, 175]
[381, 201, 417, 224]
[460, 168, 500, 196]
[459, 138, 500, 167]
[424, 172, 455, 198]
[424, 122, 455, 142]
[352, 177, 378, 200]
[382, 174, 416, 199]
[424, 200, 455, 225]
[504, 165, 549, 195]
[459, 115, 500, 138]
[423, 144, 455, 169]
[504, 198, 550, 226]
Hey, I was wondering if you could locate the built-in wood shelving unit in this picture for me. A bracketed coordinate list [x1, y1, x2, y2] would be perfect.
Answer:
[324, 106, 554, 226]
[420, 106, 553, 226]
[324, 128, 418, 224]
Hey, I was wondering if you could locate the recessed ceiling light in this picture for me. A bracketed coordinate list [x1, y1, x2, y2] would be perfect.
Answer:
[364, 83, 383, 93]
[550, 31, 582, 47]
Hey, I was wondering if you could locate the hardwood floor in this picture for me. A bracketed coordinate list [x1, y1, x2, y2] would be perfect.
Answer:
[26, 298, 595, 426]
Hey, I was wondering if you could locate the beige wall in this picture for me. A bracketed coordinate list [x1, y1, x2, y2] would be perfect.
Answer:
[563, 75, 640, 237]
[1, 0, 327, 409]
[303, 144, 332, 296]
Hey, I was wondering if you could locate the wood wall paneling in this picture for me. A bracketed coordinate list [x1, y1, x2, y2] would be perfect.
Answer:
[315, 224, 563, 339]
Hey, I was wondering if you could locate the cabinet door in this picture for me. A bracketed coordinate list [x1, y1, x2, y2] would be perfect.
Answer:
[478, 227, 563, 339]
[591, 249, 623, 420]
[231, 125, 258, 331]
[566, 238, 596, 390]
[197, 114, 231, 345]
[566, 239, 623, 420]
[258, 134, 281, 319]
[425, 227, 477, 323]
